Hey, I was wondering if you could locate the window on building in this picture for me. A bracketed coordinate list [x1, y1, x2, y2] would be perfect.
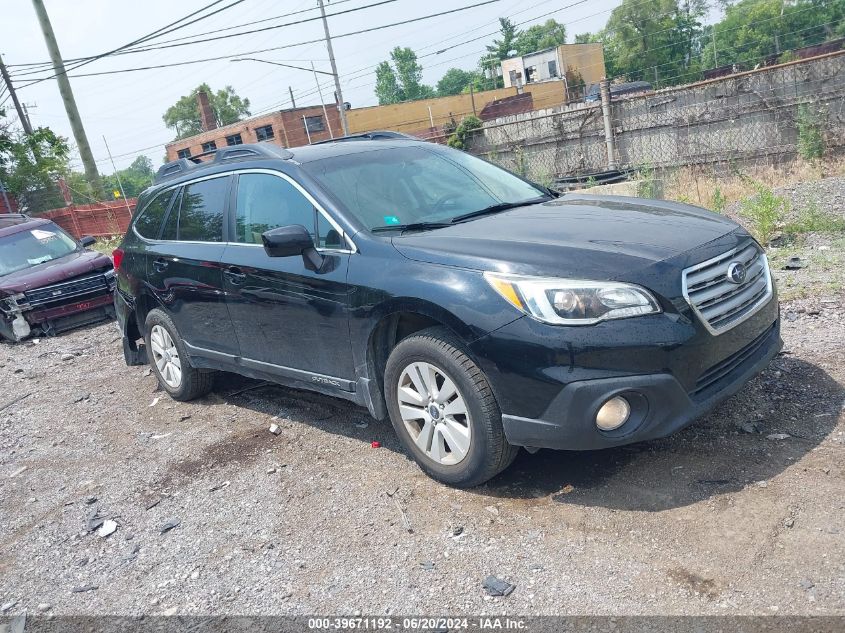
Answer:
[176, 148, 192, 159]
[174, 177, 228, 242]
[548, 60, 558, 78]
[201, 141, 217, 152]
[225, 133, 243, 146]
[525, 66, 537, 83]
[255, 125, 275, 142]
[133, 190, 176, 240]
[235, 174, 317, 245]
[304, 116, 325, 133]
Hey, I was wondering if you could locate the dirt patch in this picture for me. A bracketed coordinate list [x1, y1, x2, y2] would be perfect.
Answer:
[667, 568, 720, 600]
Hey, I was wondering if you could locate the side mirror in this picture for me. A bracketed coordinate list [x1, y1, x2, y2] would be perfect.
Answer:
[262, 224, 325, 270]
[262, 224, 314, 257]
[80, 235, 96, 247]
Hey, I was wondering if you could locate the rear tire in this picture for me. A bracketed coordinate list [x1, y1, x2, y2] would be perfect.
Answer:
[384, 326, 518, 487]
[144, 309, 214, 402]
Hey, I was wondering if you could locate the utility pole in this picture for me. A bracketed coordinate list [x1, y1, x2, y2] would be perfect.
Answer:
[317, 0, 349, 136]
[0, 54, 33, 135]
[289, 86, 296, 109]
[711, 26, 718, 67]
[311, 62, 334, 139]
[31, 0, 104, 198]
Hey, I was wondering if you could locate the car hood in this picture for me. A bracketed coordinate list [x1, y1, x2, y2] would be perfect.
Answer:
[391, 194, 742, 279]
[0, 249, 113, 295]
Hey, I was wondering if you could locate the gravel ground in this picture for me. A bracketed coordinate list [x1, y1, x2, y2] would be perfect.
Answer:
[0, 297, 843, 617]
[1, 177, 844, 618]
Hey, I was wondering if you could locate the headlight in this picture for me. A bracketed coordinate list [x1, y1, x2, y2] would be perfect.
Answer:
[484, 272, 661, 325]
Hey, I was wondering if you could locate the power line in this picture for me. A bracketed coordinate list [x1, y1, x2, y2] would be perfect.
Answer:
[16, 0, 507, 87]
[9, 0, 398, 78]
[13, 0, 249, 87]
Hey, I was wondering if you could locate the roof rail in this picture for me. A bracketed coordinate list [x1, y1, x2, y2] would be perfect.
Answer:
[310, 130, 417, 146]
[0, 213, 30, 219]
[154, 143, 294, 184]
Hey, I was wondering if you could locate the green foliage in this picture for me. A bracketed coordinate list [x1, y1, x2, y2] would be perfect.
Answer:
[374, 48, 435, 104]
[603, 0, 708, 86]
[514, 19, 567, 56]
[436, 68, 479, 97]
[797, 103, 825, 161]
[702, 0, 845, 70]
[0, 114, 70, 213]
[447, 116, 483, 150]
[486, 18, 519, 61]
[103, 155, 156, 199]
[163, 83, 250, 140]
[739, 183, 789, 244]
[784, 201, 845, 234]
[711, 187, 727, 213]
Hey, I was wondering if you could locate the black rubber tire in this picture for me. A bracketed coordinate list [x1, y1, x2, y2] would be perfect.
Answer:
[384, 326, 518, 487]
[144, 308, 214, 402]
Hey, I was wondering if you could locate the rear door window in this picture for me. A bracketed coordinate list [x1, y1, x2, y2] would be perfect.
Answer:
[175, 177, 228, 242]
[133, 189, 175, 239]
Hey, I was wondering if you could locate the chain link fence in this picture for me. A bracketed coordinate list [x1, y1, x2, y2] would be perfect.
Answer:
[467, 52, 845, 187]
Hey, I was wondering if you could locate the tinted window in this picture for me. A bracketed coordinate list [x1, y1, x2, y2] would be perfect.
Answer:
[134, 190, 174, 239]
[159, 190, 181, 241]
[235, 174, 316, 244]
[0, 224, 78, 277]
[177, 177, 227, 242]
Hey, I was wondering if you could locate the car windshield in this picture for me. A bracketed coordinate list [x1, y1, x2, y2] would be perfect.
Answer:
[0, 225, 79, 277]
[302, 145, 547, 231]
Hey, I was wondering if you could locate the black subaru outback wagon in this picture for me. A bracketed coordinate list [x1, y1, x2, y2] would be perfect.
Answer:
[114, 139, 780, 487]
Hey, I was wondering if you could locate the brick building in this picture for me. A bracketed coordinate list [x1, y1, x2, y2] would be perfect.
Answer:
[164, 90, 344, 162]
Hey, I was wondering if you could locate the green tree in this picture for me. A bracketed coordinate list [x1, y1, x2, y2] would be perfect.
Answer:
[603, 0, 707, 86]
[102, 155, 156, 199]
[514, 19, 568, 55]
[436, 68, 478, 96]
[0, 114, 70, 212]
[373, 47, 435, 104]
[702, 0, 845, 69]
[162, 83, 251, 140]
[486, 17, 519, 60]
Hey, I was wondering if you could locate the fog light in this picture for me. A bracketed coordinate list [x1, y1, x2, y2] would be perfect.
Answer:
[596, 396, 631, 431]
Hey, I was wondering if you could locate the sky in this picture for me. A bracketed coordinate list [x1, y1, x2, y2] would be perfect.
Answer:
[2, 0, 627, 174]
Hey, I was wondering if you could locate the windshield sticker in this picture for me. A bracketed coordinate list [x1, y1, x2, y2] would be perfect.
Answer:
[30, 229, 58, 243]
[383, 215, 401, 225]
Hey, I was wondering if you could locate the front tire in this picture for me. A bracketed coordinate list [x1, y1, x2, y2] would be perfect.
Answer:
[144, 309, 214, 402]
[384, 327, 518, 487]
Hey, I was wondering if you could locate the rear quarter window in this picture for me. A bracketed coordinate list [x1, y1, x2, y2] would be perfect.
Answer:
[134, 189, 175, 239]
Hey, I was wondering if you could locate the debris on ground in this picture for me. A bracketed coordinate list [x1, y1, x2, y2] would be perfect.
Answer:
[738, 421, 761, 434]
[86, 509, 107, 532]
[9, 466, 27, 478]
[782, 256, 804, 270]
[160, 518, 181, 534]
[209, 481, 230, 492]
[269, 423, 281, 435]
[482, 575, 516, 597]
[420, 561, 435, 571]
[97, 519, 118, 538]
[70, 585, 98, 593]
[767, 433, 791, 440]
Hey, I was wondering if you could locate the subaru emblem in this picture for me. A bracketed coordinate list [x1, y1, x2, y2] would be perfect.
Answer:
[726, 261, 747, 285]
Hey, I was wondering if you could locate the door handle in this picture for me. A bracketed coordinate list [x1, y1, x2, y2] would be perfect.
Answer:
[152, 258, 168, 272]
[224, 267, 247, 284]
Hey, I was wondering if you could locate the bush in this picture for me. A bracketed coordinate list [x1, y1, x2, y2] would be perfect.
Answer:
[711, 187, 727, 213]
[446, 115, 483, 150]
[797, 103, 824, 161]
[739, 184, 789, 245]
[784, 201, 845, 234]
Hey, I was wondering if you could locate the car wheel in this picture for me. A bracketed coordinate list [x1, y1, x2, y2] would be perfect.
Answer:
[384, 326, 518, 487]
[144, 309, 214, 402]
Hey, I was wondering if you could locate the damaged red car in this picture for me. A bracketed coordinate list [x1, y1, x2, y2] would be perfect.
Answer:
[0, 214, 115, 342]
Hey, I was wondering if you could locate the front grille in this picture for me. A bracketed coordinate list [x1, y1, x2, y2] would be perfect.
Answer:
[692, 322, 777, 398]
[24, 273, 110, 308]
[682, 241, 772, 334]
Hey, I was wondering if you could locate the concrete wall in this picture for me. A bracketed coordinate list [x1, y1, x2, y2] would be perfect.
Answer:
[468, 52, 845, 179]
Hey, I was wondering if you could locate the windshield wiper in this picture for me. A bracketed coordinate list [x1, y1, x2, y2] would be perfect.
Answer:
[371, 222, 452, 234]
[449, 196, 552, 224]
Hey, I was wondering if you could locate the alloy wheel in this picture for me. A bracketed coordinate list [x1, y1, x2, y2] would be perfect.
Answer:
[397, 361, 472, 465]
[149, 324, 182, 389]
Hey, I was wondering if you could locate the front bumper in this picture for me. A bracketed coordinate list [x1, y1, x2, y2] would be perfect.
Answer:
[469, 294, 781, 450]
